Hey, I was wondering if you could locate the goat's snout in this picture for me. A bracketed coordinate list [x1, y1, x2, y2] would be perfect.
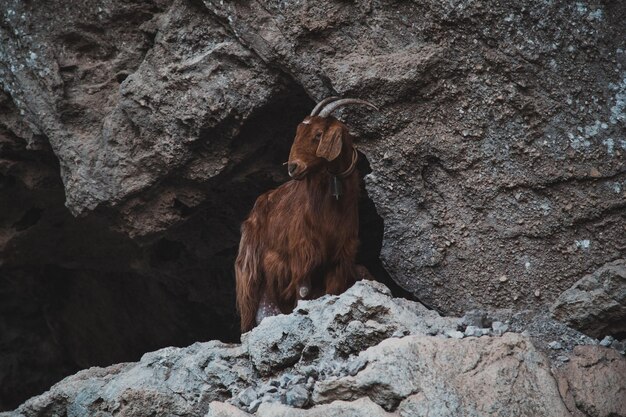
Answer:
[287, 161, 305, 179]
[287, 163, 298, 177]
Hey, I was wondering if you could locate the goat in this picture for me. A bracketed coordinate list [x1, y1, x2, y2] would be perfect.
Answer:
[235, 97, 378, 332]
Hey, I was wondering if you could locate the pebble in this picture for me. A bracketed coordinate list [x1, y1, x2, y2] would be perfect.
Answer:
[263, 385, 278, 394]
[599, 335, 614, 347]
[237, 387, 258, 406]
[557, 355, 570, 363]
[445, 330, 465, 339]
[288, 375, 306, 387]
[392, 329, 410, 338]
[480, 328, 491, 336]
[279, 374, 292, 388]
[492, 321, 509, 336]
[462, 310, 492, 328]
[611, 340, 626, 355]
[285, 384, 309, 408]
[464, 325, 481, 337]
[269, 379, 281, 387]
[548, 341, 563, 350]
[248, 399, 262, 413]
[261, 394, 277, 403]
[301, 366, 319, 379]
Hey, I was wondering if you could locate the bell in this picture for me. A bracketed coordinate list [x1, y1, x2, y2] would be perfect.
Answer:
[331, 176, 343, 200]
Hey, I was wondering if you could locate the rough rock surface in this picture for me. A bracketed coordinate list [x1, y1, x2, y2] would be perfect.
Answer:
[551, 259, 626, 338]
[555, 345, 626, 417]
[1, 0, 626, 409]
[2, 281, 625, 417]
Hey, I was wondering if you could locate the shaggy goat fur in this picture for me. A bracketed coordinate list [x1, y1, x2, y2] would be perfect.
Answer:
[235, 113, 362, 332]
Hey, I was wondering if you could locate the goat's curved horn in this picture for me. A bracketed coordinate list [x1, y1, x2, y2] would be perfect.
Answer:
[318, 98, 379, 118]
[310, 96, 340, 116]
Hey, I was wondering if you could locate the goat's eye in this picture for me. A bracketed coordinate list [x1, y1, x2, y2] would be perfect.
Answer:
[314, 132, 322, 141]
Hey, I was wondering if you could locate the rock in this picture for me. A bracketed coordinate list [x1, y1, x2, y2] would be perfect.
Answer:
[2, 281, 625, 417]
[599, 335, 614, 347]
[551, 259, 626, 338]
[445, 330, 465, 339]
[491, 321, 510, 336]
[2, 0, 626, 407]
[285, 385, 309, 408]
[248, 400, 262, 413]
[243, 281, 459, 376]
[208, 398, 395, 417]
[555, 345, 626, 417]
[346, 358, 368, 377]
[461, 310, 493, 328]
[0, 341, 254, 417]
[611, 340, 626, 355]
[313, 333, 571, 415]
[237, 387, 258, 407]
[548, 341, 563, 350]
[207, 402, 252, 417]
[464, 325, 482, 337]
[480, 328, 492, 336]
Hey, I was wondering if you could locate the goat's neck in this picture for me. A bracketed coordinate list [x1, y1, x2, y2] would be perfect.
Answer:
[327, 143, 355, 177]
[302, 147, 358, 210]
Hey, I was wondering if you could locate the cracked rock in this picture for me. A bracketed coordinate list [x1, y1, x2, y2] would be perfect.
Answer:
[551, 259, 626, 338]
[2, 281, 625, 417]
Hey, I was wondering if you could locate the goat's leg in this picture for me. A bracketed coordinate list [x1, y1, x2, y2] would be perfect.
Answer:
[324, 260, 357, 295]
[255, 288, 282, 326]
[298, 276, 311, 299]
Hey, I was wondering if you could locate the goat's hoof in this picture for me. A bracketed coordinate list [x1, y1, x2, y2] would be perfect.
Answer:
[299, 285, 310, 298]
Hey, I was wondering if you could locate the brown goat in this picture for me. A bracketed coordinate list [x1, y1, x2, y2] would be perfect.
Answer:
[235, 97, 378, 332]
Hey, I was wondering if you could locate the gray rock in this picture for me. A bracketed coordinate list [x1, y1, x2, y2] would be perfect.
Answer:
[2, 281, 625, 417]
[445, 330, 465, 339]
[306, 377, 315, 390]
[285, 385, 309, 408]
[262, 385, 278, 394]
[548, 341, 563, 350]
[551, 260, 626, 338]
[346, 358, 368, 376]
[462, 311, 493, 329]
[611, 340, 626, 355]
[0, 341, 254, 417]
[464, 326, 482, 337]
[237, 387, 258, 407]
[492, 321, 510, 336]
[248, 399, 262, 413]
[208, 398, 395, 417]
[243, 281, 459, 376]
[2, 0, 626, 406]
[600, 335, 615, 347]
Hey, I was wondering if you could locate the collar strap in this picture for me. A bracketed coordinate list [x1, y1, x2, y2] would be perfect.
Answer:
[330, 147, 358, 178]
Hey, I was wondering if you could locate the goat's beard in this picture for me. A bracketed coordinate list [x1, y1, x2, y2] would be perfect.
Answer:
[290, 171, 307, 180]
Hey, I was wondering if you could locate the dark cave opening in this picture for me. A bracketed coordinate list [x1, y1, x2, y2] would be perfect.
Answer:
[0, 87, 402, 411]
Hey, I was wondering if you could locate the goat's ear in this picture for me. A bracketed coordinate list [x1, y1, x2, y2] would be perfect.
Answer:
[316, 125, 343, 161]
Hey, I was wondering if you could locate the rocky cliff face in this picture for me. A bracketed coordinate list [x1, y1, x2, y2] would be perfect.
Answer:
[1, 0, 625, 410]
[1, 282, 624, 417]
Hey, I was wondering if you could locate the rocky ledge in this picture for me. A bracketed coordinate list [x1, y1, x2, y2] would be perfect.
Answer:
[2, 281, 624, 417]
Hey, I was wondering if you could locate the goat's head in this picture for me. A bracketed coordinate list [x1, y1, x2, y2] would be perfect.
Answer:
[287, 98, 378, 180]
